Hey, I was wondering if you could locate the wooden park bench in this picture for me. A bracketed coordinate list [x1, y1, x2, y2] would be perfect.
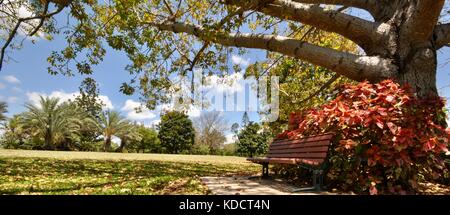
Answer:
[247, 133, 334, 191]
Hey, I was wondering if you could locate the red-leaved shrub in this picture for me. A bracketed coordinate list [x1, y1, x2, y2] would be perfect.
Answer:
[278, 80, 449, 194]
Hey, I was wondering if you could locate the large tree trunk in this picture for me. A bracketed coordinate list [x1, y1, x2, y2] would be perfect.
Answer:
[396, 47, 438, 98]
[368, 1, 441, 99]
[44, 131, 54, 150]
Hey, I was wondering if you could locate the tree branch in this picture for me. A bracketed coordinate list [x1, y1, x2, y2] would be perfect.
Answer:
[297, 74, 340, 105]
[224, 0, 389, 49]
[403, 0, 445, 44]
[29, 1, 50, 37]
[0, 2, 68, 71]
[162, 0, 174, 16]
[435, 23, 450, 49]
[148, 21, 398, 82]
[291, 0, 378, 14]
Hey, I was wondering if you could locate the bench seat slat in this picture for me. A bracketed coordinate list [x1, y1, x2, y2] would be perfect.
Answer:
[269, 140, 331, 150]
[247, 133, 334, 168]
[268, 146, 329, 154]
[267, 152, 327, 159]
[247, 157, 324, 166]
[272, 133, 334, 145]
[271, 138, 332, 147]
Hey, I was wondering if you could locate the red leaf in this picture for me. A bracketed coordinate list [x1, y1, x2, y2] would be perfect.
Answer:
[385, 95, 395, 103]
[376, 120, 384, 129]
[369, 182, 378, 195]
[386, 122, 397, 134]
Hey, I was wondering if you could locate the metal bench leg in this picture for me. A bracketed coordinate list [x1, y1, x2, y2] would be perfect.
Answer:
[248, 163, 269, 179]
[292, 169, 324, 192]
[262, 163, 269, 178]
[314, 170, 324, 191]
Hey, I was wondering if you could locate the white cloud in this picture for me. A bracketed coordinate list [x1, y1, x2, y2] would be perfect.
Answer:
[201, 73, 244, 95]
[26, 92, 44, 106]
[150, 119, 161, 127]
[0, 82, 5, 89]
[3, 75, 20, 84]
[199, 72, 258, 112]
[225, 133, 236, 144]
[231, 55, 250, 67]
[98, 95, 114, 110]
[187, 106, 201, 118]
[26, 90, 114, 109]
[121, 99, 156, 121]
[159, 103, 201, 118]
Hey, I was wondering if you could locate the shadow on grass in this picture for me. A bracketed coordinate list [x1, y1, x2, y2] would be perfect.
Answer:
[0, 157, 258, 195]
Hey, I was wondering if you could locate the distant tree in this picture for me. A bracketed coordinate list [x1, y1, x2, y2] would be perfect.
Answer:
[158, 111, 195, 154]
[0, 101, 7, 121]
[97, 110, 130, 152]
[241, 112, 250, 127]
[231, 123, 239, 135]
[115, 123, 142, 153]
[236, 122, 270, 158]
[193, 112, 228, 154]
[19, 96, 93, 150]
[0, 115, 30, 149]
[72, 78, 106, 151]
[221, 143, 237, 156]
[130, 125, 161, 153]
[74, 77, 104, 118]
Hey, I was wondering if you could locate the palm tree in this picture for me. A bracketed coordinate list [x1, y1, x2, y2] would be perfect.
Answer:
[97, 110, 130, 152]
[115, 123, 142, 152]
[20, 96, 93, 150]
[0, 101, 7, 121]
[1, 115, 29, 149]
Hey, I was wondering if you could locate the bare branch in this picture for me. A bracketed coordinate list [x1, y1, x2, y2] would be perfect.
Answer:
[434, 23, 450, 49]
[162, 0, 174, 16]
[29, 1, 50, 37]
[186, 42, 209, 72]
[147, 21, 398, 82]
[224, 0, 389, 49]
[403, 0, 445, 44]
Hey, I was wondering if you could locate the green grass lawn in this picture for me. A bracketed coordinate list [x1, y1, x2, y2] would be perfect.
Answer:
[0, 150, 259, 195]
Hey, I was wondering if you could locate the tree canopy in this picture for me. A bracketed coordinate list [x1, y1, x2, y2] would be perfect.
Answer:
[158, 110, 195, 154]
[19, 96, 95, 150]
[1, 0, 449, 109]
[0, 101, 7, 121]
[236, 121, 271, 158]
[193, 111, 228, 154]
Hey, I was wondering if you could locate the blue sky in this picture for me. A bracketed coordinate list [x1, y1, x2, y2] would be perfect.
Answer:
[1, 7, 450, 142]
[0, 24, 265, 143]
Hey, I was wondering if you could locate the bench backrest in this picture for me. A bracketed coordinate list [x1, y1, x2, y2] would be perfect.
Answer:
[267, 133, 334, 165]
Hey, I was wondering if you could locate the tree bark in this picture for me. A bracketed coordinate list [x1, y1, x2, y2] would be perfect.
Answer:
[379, 1, 443, 99]
[104, 137, 111, 152]
[149, 21, 397, 81]
[224, 0, 388, 48]
[44, 131, 54, 150]
[396, 47, 438, 98]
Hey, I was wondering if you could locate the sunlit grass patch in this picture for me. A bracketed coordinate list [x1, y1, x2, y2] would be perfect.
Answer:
[0, 150, 259, 195]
